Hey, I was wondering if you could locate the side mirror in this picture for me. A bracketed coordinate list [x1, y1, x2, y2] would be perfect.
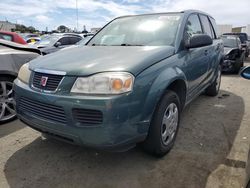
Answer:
[185, 34, 212, 49]
[54, 42, 61, 47]
[240, 67, 250, 80]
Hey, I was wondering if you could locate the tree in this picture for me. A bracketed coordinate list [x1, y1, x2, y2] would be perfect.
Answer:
[57, 25, 69, 33]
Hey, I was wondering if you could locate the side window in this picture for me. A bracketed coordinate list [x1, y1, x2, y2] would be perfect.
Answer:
[237, 38, 241, 46]
[208, 17, 218, 39]
[199, 15, 213, 38]
[69, 37, 81, 44]
[0, 34, 13, 41]
[58, 37, 70, 45]
[185, 14, 203, 38]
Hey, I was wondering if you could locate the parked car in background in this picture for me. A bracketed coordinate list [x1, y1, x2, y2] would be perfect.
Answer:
[14, 10, 223, 156]
[0, 39, 41, 123]
[34, 33, 82, 55]
[241, 67, 250, 80]
[61, 35, 93, 51]
[221, 35, 245, 73]
[0, 31, 27, 45]
[19, 33, 41, 44]
[223, 33, 249, 57]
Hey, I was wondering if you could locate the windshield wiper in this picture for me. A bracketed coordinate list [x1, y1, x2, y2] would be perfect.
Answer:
[120, 43, 144, 46]
[92, 44, 107, 46]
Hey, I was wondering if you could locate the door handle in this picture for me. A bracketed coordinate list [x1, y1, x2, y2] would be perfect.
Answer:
[204, 50, 208, 56]
[216, 44, 220, 50]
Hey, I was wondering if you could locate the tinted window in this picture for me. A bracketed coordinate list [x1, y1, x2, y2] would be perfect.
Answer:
[0, 34, 13, 41]
[58, 37, 70, 45]
[69, 37, 81, 44]
[185, 14, 203, 38]
[200, 15, 213, 38]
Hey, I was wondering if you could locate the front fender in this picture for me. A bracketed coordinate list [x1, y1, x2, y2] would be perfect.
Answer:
[132, 65, 187, 125]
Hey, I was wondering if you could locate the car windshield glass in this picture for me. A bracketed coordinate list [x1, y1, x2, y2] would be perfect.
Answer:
[35, 36, 59, 45]
[77, 36, 92, 46]
[88, 13, 182, 46]
[222, 36, 238, 48]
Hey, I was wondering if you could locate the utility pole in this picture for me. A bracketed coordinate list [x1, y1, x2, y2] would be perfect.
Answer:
[76, 0, 79, 32]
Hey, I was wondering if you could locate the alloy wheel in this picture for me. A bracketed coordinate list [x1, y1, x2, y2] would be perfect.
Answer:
[0, 81, 16, 122]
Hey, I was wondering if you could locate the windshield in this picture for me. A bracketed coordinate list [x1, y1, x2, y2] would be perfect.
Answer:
[35, 35, 59, 46]
[88, 14, 182, 46]
[77, 36, 93, 46]
[222, 36, 238, 48]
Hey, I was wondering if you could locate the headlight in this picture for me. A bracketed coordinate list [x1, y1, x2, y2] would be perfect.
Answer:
[18, 63, 31, 84]
[71, 72, 134, 94]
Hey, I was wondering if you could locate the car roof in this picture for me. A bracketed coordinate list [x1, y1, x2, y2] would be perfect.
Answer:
[0, 39, 41, 54]
[116, 9, 214, 20]
[52, 33, 82, 37]
[222, 35, 239, 38]
[0, 31, 19, 36]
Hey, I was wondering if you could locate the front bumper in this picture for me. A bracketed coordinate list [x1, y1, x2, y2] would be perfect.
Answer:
[14, 79, 148, 150]
[221, 59, 238, 72]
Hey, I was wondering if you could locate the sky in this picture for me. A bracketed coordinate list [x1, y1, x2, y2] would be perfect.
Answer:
[0, 0, 249, 31]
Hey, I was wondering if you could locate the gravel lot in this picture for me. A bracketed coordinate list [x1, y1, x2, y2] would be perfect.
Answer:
[0, 59, 250, 188]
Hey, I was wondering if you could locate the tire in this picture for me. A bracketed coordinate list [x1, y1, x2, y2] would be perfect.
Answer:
[205, 66, 221, 96]
[0, 76, 16, 124]
[234, 62, 242, 74]
[142, 90, 181, 157]
[245, 51, 249, 58]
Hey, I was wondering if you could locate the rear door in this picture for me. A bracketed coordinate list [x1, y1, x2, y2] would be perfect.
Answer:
[202, 16, 223, 82]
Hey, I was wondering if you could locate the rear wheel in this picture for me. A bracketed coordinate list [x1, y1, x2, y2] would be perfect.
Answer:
[205, 66, 221, 96]
[0, 76, 16, 124]
[142, 90, 180, 157]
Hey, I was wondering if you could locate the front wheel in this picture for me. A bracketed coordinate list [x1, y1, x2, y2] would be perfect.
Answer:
[205, 66, 221, 96]
[0, 76, 16, 124]
[142, 90, 180, 157]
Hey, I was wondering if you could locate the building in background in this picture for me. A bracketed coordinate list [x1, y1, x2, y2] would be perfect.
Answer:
[0, 21, 16, 31]
[238, 25, 250, 37]
[217, 25, 232, 36]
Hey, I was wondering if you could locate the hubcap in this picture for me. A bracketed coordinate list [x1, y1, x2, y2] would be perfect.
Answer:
[0, 81, 16, 122]
[216, 68, 221, 92]
[161, 103, 179, 146]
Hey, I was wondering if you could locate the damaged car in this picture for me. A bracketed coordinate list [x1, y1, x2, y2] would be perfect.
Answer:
[0, 39, 41, 123]
[221, 35, 245, 73]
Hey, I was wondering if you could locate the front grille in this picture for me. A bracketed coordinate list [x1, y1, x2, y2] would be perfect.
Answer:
[72, 108, 103, 125]
[32, 72, 63, 91]
[18, 97, 67, 124]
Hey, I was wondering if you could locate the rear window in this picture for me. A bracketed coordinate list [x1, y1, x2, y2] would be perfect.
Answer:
[223, 33, 248, 43]
[222, 36, 238, 48]
[0, 33, 13, 42]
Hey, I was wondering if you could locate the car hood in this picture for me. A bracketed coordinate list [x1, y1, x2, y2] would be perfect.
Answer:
[224, 47, 237, 55]
[29, 46, 175, 76]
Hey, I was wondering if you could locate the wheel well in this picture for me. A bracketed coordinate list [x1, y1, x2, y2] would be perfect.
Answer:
[0, 74, 17, 79]
[167, 79, 187, 110]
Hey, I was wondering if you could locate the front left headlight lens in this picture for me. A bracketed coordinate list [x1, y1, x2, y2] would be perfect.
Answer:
[18, 63, 31, 84]
[71, 72, 134, 94]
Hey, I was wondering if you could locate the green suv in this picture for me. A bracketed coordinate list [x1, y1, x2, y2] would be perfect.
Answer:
[14, 10, 223, 156]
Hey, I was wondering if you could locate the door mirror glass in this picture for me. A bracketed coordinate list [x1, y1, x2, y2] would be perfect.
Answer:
[241, 67, 250, 80]
[185, 34, 212, 49]
[54, 42, 61, 47]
